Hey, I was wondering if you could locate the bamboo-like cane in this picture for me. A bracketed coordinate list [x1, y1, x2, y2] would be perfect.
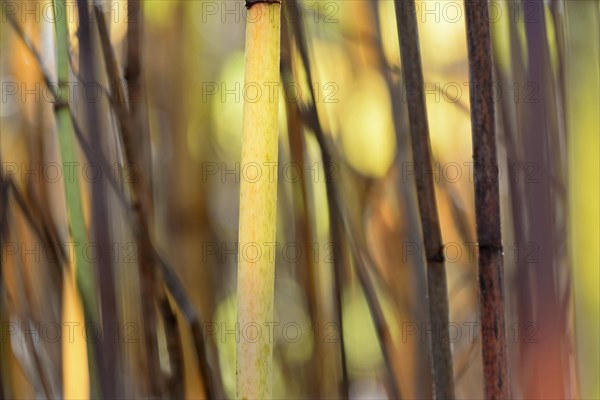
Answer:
[464, 1, 509, 398]
[236, 1, 281, 399]
[51, 0, 100, 396]
[394, 1, 455, 398]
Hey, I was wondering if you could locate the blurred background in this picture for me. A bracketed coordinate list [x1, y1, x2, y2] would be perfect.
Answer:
[1, 0, 598, 399]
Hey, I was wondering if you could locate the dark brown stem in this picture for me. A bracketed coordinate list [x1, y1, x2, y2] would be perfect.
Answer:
[159, 295, 184, 398]
[2, 177, 58, 399]
[284, 3, 349, 396]
[1, 175, 12, 398]
[77, 1, 120, 396]
[125, 3, 185, 392]
[125, 0, 142, 109]
[371, 4, 433, 395]
[5, 179, 66, 270]
[464, 1, 509, 398]
[2, 14, 56, 98]
[94, 5, 164, 396]
[156, 254, 219, 399]
[286, 2, 401, 397]
[125, 0, 154, 213]
[281, 19, 322, 397]
[352, 247, 403, 400]
[395, 1, 454, 398]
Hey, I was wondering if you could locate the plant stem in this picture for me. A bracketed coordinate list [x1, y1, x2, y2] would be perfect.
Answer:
[0, 164, 8, 399]
[93, 5, 167, 395]
[236, 2, 281, 399]
[284, 3, 351, 395]
[351, 247, 402, 400]
[51, 0, 100, 396]
[287, 2, 402, 396]
[463, 1, 509, 398]
[281, 21, 323, 397]
[370, 4, 433, 395]
[76, 1, 119, 397]
[394, 1, 455, 398]
[157, 254, 219, 399]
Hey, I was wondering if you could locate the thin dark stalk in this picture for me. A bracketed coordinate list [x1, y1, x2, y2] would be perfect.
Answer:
[352, 247, 402, 400]
[284, 3, 349, 396]
[281, 21, 322, 397]
[463, 1, 509, 398]
[286, 3, 401, 398]
[159, 296, 184, 398]
[3, 179, 67, 400]
[125, 0, 142, 113]
[123, 3, 186, 393]
[394, 1, 455, 398]
[328, 171, 402, 400]
[77, 1, 118, 396]
[2, 14, 56, 98]
[370, 5, 433, 395]
[2, 182, 62, 400]
[13, 271, 53, 399]
[0, 161, 7, 251]
[156, 255, 219, 400]
[328, 195, 349, 400]
[6, 179, 67, 269]
[93, 6, 171, 396]
[1, 170, 9, 400]
[157, 293, 184, 396]
[124, 0, 153, 212]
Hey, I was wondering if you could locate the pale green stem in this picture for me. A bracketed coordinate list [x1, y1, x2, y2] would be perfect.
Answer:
[236, 2, 281, 399]
[52, 0, 100, 396]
